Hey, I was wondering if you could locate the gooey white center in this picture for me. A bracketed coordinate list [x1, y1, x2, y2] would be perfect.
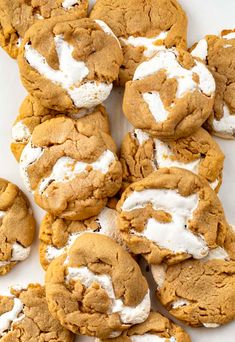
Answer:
[24, 33, 112, 109]
[66, 266, 150, 327]
[62, 0, 80, 9]
[0, 298, 24, 336]
[121, 31, 168, 58]
[133, 49, 215, 123]
[121, 189, 209, 259]
[0, 243, 31, 267]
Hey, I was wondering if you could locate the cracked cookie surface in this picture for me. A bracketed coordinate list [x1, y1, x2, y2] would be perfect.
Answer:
[152, 226, 235, 327]
[117, 168, 229, 265]
[19, 116, 122, 220]
[90, 0, 187, 85]
[0, 178, 35, 275]
[39, 203, 123, 270]
[191, 29, 235, 139]
[96, 311, 191, 342]
[0, 284, 73, 341]
[120, 128, 224, 192]
[0, 0, 88, 58]
[45, 233, 150, 338]
[18, 17, 123, 111]
[11, 95, 110, 162]
[123, 47, 216, 139]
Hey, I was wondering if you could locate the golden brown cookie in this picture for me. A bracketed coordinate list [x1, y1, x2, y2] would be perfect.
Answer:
[45, 233, 150, 338]
[0, 284, 73, 340]
[95, 311, 191, 342]
[117, 168, 229, 265]
[123, 47, 216, 139]
[0, 178, 35, 275]
[18, 17, 123, 111]
[19, 116, 122, 220]
[11, 95, 110, 162]
[152, 226, 235, 327]
[191, 29, 235, 139]
[39, 205, 124, 270]
[0, 0, 88, 59]
[120, 128, 224, 192]
[90, 0, 187, 85]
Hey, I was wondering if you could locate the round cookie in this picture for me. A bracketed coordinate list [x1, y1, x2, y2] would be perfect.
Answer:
[152, 226, 235, 327]
[0, 0, 88, 59]
[117, 168, 229, 265]
[11, 95, 110, 162]
[45, 233, 151, 338]
[123, 47, 216, 139]
[18, 17, 123, 112]
[95, 311, 191, 342]
[90, 0, 187, 85]
[0, 284, 73, 341]
[19, 116, 122, 220]
[39, 204, 124, 270]
[120, 128, 224, 192]
[0, 178, 35, 275]
[191, 29, 235, 139]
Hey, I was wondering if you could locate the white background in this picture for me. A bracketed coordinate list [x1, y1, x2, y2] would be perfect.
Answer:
[0, 1, 234, 341]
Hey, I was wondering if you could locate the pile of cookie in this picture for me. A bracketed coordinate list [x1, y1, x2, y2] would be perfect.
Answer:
[0, 0, 235, 340]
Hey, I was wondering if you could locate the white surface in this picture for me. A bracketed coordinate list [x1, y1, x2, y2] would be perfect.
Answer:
[0, 1, 234, 341]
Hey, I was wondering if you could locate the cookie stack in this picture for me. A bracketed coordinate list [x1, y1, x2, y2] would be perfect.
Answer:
[0, 0, 234, 341]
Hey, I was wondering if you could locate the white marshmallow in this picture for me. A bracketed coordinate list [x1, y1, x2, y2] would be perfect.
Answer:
[0, 211, 6, 224]
[24, 35, 112, 109]
[121, 32, 168, 58]
[12, 121, 31, 142]
[66, 266, 150, 332]
[212, 105, 235, 136]
[202, 247, 229, 262]
[203, 323, 220, 328]
[191, 39, 208, 61]
[121, 189, 209, 259]
[39, 150, 115, 194]
[171, 299, 190, 309]
[143, 92, 169, 122]
[0, 243, 31, 267]
[222, 32, 235, 40]
[62, 0, 80, 9]
[132, 129, 150, 145]
[19, 139, 44, 192]
[0, 298, 24, 336]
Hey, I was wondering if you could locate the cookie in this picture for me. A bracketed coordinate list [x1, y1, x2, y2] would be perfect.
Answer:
[90, 0, 187, 85]
[0, 178, 35, 275]
[123, 47, 216, 139]
[39, 205, 124, 270]
[95, 311, 191, 342]
[11, 95, 110, 162]
[0, 0, 88, 59]
[18, 17, 123, 111]
[45, 233, 150, 338]
[191, 29, 235, 139]
[117, 168, 229, 265]
[152, 226, 235, 327]
[0, 284, 73, 340]
[120, 128, 224, 192]
[19, 116, 122, 220]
